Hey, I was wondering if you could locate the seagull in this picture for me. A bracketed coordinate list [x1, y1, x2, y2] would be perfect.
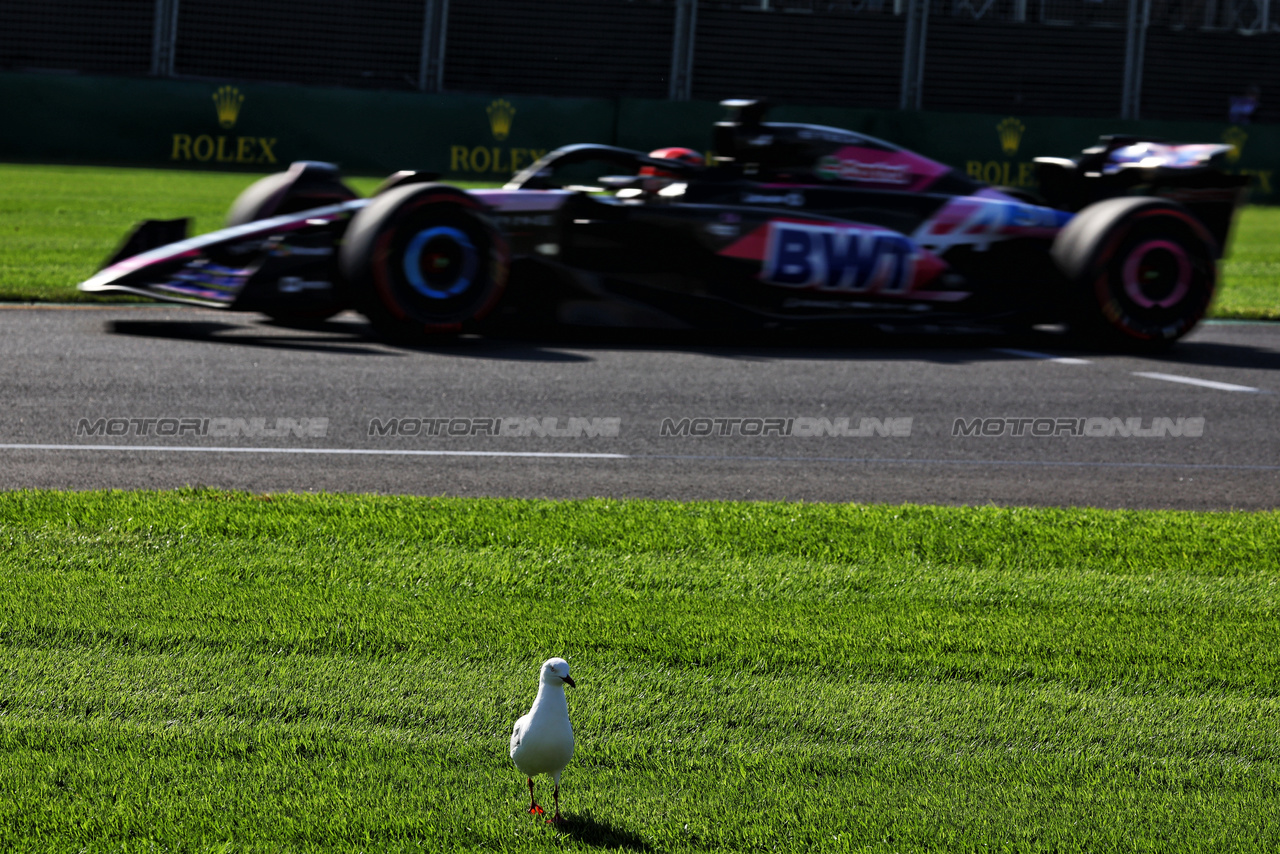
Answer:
[510, 657, 576, 823]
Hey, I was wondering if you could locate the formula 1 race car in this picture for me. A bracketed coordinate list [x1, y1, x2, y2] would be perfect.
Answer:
[81, 100, 1249, 350]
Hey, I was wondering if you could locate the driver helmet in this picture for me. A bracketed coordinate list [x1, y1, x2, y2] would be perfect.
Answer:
[640, 147, 705, 178]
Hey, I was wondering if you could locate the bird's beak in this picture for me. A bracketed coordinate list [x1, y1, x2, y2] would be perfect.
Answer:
[564, 676, 576, 688]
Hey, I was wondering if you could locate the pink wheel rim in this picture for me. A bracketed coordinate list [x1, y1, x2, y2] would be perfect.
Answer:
[1122, 239, 1191, 309]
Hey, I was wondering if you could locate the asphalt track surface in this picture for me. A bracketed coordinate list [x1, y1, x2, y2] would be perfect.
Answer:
[1, 305, 1277, 510]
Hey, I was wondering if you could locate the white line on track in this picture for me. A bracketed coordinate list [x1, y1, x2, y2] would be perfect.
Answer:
[0, 443, 629, 459]
[990, 348, 1092, 364]
[2, 443, 1277, 471]
[1132, 372, 1262, 393]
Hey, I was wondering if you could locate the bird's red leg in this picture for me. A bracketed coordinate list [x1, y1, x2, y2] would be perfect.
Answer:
[546, 783, 564, 824]
[527, 778, 545, 815]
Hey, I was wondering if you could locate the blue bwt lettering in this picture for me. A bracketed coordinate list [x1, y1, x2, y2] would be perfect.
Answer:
[763, 223, 916, 293]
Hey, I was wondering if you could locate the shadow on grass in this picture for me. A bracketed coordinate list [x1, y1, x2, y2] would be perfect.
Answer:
[556, 813, 653, 851]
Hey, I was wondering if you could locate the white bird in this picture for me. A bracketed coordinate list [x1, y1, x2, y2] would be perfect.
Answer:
[510, 657, 576, 823]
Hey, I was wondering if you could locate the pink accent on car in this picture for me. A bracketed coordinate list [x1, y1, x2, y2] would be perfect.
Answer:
[1103, 143, 1234, 174]
[718, 218, 834, 262]
[719, 218, 959, 300]
[471, 190, 576, 212]
[906, 249, 950, 293]
[105, 249, 202, 275]
[1122, 239, 1191, 308]
[973, 187, 1021, 201]
[913, 196, 1072, 251]
[815, 146, 953, 192]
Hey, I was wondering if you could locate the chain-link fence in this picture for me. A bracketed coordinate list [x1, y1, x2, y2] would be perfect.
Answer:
[2, 0, 1275, 123]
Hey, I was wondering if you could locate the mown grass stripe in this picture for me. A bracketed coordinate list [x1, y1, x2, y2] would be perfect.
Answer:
[0, 490, 1277, 851]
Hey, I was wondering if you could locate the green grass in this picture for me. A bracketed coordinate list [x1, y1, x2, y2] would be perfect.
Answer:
[0, 164, 478, 303]
[2, 490, 1277, 851]
[0, 162, 1277, 319]
[1215, 205, 1280, 320]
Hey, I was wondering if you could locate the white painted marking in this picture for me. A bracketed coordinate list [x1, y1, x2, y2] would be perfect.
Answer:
[1132, 372, 1261, 393]
[2, 444, 1278, 471]
[0, 444, 629, 459]
[991, 348, 1091, 364]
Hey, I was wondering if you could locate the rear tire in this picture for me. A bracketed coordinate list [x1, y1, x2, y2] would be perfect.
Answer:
[1052, 197, 1216, 351]
[338, 184, 509, 344]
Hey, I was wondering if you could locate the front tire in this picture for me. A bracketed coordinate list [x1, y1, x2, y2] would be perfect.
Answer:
[229, 162, 359, 325]
[226, 161, 358, 227]
[1052, 197, 1216, 350]
[338, 184, 509, 343]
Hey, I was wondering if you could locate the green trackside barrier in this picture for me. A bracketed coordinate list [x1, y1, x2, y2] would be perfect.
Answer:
[0, 72, 618, 180]
[1, 71, 1274, 202]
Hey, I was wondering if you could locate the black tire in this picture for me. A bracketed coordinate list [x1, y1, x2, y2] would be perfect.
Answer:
[226, 162, 358, 228]
[338, 183, 509, 343]
[1052, 197, 1217, 350]
[228, 163, 359, 325]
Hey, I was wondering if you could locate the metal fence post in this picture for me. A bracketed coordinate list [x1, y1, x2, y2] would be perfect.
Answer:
[1121, 0, 1151, 120]
[669, 0, 697, 101]
[899, 0, 928, 111]
[150, 0, 178, 77]
[418, 0, 449, 92]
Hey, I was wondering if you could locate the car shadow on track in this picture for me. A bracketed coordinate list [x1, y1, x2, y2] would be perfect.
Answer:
[107, 317, 599, 362]
[464, 324, 1083, 365]
[484, 322, 1280, 370]
[1148, 338, 1280, 371]
[108, 319, 399, 356]
[107, 314, 1280, 370]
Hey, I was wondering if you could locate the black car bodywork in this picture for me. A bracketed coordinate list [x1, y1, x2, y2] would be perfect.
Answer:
[81, 100, 1249, 349]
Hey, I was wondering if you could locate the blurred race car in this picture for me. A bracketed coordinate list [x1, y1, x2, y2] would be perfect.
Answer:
[81, 99, 1249, 350]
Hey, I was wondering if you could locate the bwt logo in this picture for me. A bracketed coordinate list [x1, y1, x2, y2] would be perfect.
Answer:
[761, 222, 916, 294]
[660, 417, 912, 437]
[952, 417, 1204, 438]
[76, 417, 329, 438]
[368, 417, 620, 438]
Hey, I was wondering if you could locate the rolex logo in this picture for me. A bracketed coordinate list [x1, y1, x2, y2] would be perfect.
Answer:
[1222, 126, 1247, 163]
[997, 117, 1025, 156]
[213, 86, 245, 130]
[487, 99, 515, 141]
